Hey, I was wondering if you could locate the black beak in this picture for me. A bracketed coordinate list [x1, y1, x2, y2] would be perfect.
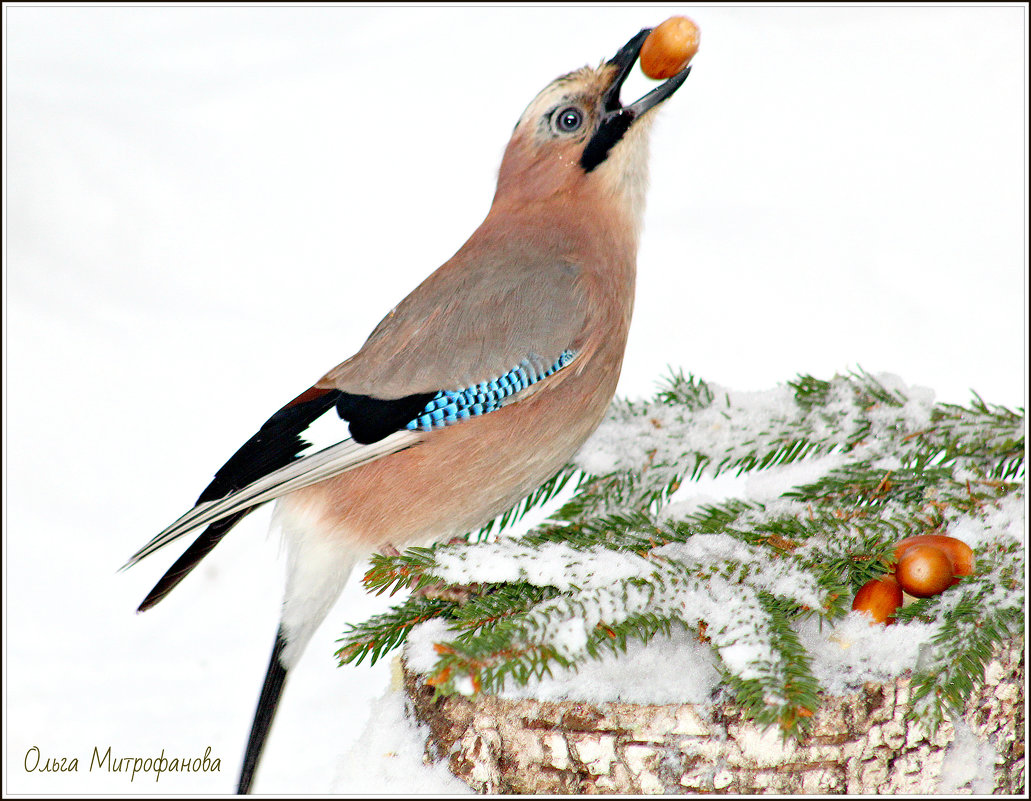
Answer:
[580, 28, 692, 173]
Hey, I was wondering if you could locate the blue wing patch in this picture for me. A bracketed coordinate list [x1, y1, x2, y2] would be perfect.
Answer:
[405, 350, 577, 432]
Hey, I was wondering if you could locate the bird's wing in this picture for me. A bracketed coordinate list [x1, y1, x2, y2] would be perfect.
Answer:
[128, 243, 587, 606]
[124, 388, 420, 568]
[320, 234, 590, 398]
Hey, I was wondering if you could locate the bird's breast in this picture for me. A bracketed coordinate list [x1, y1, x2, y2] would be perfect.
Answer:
[276, 340, 625, 553]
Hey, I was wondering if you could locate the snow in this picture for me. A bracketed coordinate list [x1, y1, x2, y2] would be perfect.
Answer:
[571, 372, 949, 487]
[407, 619, 722, 706]
[798, 613, 941, 697]
[4, 4, 1025, 795]
[331, 688, 473, 795]
[735, 453, 850, 504]
[403, 617, 456, 675]
[937, 720, 1000, 795]
[430, 528, 823, 680]
[949, 493, 1026, 548]
[433, 539, 655, 591]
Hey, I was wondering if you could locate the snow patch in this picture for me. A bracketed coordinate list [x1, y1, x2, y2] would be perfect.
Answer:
[937, 719, 999, 794]
[798, 613, 940, 696]
[507, 628, 721, 705]
[403, 617, 458, 674]
[332, 689, 474, 794]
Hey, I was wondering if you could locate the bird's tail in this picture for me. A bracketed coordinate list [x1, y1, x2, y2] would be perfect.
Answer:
[237, 627, 290, 794]
[136, 511, 252, 612]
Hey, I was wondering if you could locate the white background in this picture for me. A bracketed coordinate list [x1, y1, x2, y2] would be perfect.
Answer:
[4, 3, 1026, 794]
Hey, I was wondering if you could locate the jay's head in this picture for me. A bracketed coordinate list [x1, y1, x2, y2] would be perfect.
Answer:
[495, 28, 690, 219]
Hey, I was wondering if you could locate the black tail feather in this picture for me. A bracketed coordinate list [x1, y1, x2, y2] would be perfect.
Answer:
[136, 510, 251, 612]
[237, 628, 289, 794]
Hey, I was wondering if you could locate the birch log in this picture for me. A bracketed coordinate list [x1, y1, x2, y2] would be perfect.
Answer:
[402, 639, 1023, 794]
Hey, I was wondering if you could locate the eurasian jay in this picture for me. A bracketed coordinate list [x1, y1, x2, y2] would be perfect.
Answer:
[125, 26, 691, 794]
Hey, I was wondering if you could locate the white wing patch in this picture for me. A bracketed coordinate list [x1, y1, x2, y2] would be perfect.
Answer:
[297, 405, 350, 455]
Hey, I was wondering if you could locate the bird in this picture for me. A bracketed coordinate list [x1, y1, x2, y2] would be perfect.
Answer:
[124, 25, 691, 794]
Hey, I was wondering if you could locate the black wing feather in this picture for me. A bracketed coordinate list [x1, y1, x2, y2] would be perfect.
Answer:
[138, 387, 435, 610]
[139, 389, 341, 610]
[196, 390, 343, 504]
[196, 388, 436, 501]
[335, 391, 436, 445]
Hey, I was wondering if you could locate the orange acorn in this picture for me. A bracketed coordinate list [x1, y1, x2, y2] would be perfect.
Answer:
[852, 575, 904, 624]
[893, 534, 974, 583]
[895, 543, 955, 598]
[641, 16, 700, 80]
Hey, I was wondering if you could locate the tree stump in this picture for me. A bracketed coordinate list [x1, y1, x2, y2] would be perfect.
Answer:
[402, 639, 1024, 794]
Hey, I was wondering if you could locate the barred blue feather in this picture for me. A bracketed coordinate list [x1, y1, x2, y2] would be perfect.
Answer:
[405, 350, 578, 432]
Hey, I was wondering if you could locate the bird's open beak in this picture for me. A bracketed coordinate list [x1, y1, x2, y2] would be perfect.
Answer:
[580, 28, 692, 172]
[603, 28, 693, 116]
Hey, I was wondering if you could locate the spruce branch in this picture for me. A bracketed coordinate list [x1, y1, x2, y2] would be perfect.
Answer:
[337, 370, 1024, 738]
[900, 539, 1025, 728]
[337, 594, 453, 667]
[362, 546, 440, 596]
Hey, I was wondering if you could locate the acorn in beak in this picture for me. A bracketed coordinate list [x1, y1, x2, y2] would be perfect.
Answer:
[581, 28, 692, 173]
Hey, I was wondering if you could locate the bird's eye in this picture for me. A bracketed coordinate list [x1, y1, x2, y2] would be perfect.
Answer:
[554, 107, 584, 133]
